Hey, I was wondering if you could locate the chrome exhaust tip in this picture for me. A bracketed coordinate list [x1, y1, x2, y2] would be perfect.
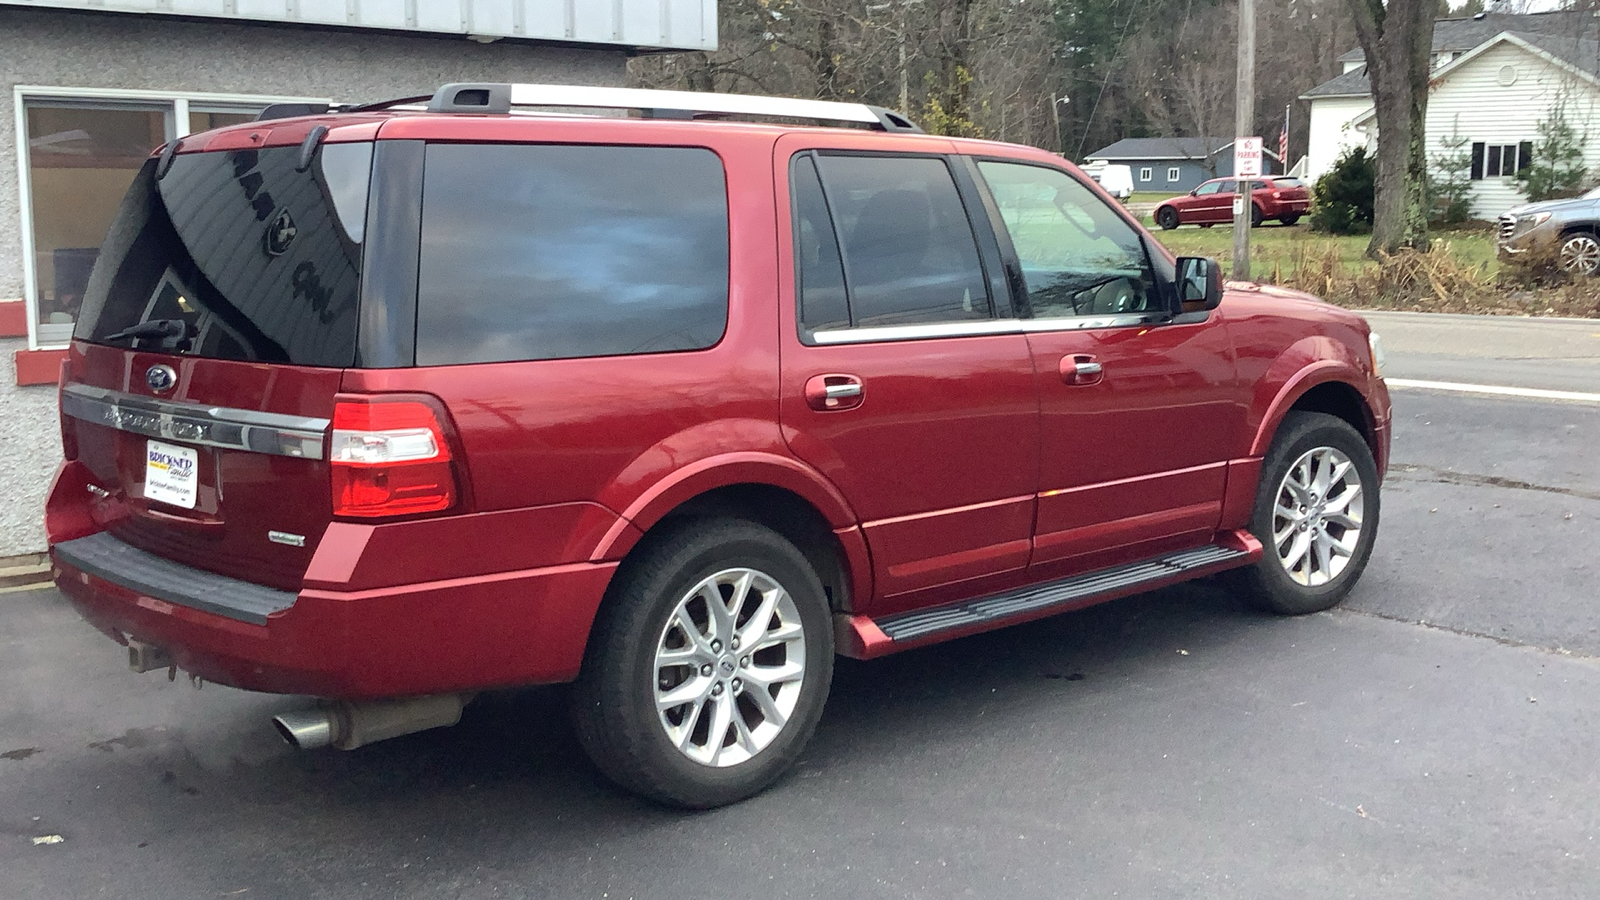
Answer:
[272, 693, 471, 752]
[272, 709, 334, 750]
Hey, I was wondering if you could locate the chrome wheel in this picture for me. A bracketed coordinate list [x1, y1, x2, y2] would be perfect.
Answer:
[653, 567, 806, 767]
[1270, 446, 1364, 587]
[1559, 234, 1600, 276]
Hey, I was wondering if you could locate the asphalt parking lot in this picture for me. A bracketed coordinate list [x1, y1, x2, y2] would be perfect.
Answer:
[3, 312, 1597, 899]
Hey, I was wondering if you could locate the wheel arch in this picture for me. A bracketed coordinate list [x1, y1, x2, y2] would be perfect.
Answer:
[591, 453, 871, 615]
[1250, 364, 1381, 463]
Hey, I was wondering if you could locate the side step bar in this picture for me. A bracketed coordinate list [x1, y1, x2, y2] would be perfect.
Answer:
[837, 533, 1261, 658]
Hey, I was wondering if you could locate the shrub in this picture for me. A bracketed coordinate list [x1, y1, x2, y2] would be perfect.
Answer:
[1309, 146, 1376, 234]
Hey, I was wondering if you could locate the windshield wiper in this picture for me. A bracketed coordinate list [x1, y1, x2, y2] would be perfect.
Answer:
[103, 319, 194, 350]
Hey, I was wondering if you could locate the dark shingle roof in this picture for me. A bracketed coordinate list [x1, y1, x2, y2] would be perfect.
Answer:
[1084, 137, 1232, 161]
[1336, 11, 1595, 62]
[1305, 16, 1600, 100]
[1301, 66, 1368, 98]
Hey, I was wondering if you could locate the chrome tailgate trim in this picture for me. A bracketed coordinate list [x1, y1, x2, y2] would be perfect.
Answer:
[61, 384, 328, 460]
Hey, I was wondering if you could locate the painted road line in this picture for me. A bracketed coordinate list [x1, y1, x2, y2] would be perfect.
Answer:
[1386, 378, 1600, 404]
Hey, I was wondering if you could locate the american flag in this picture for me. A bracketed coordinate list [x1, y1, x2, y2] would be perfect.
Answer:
[1278, 106, 1290, 173]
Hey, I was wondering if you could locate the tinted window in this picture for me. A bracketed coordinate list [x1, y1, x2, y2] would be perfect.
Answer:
[416, 144, 728, 366]
[792, 156, 850, 331]
[813, 154, 990, 328]
[978, 161, 1160, 318]
[76, 143, 370, 366]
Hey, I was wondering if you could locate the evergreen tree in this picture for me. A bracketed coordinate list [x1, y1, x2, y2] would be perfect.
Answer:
[1516, 106, 1589, 202]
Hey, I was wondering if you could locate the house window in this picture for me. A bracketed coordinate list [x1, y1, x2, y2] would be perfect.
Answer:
[1166, 167, 1181, 182]
[16, 88, 322, 348]
[1470, 141, 1534, 180]
[1139, 167, 1153, 182]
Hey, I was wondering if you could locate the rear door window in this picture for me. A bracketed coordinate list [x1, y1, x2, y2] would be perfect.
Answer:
[796, 153, 992, 332]
[415, 144, 729, 366]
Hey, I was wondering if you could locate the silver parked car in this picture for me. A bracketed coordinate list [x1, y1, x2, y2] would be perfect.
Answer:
[1497, 187, 1600, 275]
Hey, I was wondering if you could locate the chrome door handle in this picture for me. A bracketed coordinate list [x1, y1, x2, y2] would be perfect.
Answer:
[804, 374, 865, 410]
[1060, 354, 1104, 386]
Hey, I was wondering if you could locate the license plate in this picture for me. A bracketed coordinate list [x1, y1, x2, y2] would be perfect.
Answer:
[145, 439, 198, 509]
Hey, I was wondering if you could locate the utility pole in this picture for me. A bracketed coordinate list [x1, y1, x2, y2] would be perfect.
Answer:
[1231, 0, 1256, 280]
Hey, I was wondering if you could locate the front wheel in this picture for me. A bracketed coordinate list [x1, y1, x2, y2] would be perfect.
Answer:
[1234, 411, 1380, 615]
[1559, 232, 1600, 276]
[1155, 206, 1180, 230]
[571, 518, 834, 808]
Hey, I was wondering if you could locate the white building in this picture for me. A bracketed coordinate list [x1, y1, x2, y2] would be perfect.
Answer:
[1301, 11, 1600, 219]
[0, 0, 716, 563]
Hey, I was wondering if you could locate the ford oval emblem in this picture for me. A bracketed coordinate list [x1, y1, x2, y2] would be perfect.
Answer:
[265, 207, 297, 256]
[146, 364, 177, 393]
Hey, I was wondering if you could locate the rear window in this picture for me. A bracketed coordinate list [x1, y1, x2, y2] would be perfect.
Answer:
[414, 144, 730, 366]
[1271, 177, 1305, 188]
[76, 143, 371, 367]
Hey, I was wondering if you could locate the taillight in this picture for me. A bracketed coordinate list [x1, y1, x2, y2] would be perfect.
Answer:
[1272, 190, 1283, 200]
[329, 396, 458, 518]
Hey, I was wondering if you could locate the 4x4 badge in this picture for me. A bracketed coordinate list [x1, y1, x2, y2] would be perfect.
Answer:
[145, 364, 177, 393]
[264, 208, 297, 256]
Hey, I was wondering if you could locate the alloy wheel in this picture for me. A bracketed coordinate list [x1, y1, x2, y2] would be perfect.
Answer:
[1270, 446, 1364, 587]
[1560, 234, 1600, 276]
[653, 567, 807, 767]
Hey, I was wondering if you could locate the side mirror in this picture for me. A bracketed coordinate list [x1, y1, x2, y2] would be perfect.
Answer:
[1175, 256, 1224, 312]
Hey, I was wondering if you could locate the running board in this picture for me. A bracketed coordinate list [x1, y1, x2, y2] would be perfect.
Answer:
[837, 535, 1260, 658]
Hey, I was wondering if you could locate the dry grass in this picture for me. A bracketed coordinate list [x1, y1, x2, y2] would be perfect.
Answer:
[1152, 224, 1600, 318]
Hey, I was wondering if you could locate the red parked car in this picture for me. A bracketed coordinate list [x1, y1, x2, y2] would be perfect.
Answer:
[48, 83, 1389, 808]
[1154, 176, 1311, 229]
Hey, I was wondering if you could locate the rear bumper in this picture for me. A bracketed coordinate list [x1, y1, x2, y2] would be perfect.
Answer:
[52, 530, 616, 699]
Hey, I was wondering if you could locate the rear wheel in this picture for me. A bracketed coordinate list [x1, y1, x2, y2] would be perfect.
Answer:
[571, 518, 834, 808]
[1250, 204, 1265, 228]
[1234, 412, 1380, 615]
[1155, 206, 1180, 230]
[1558, 232, 1600, 276]
[1280, 214, 1301, 226]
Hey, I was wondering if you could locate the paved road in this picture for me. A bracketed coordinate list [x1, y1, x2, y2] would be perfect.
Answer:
[3, 313, 1597, 899]
[1362, 310, 1600, 394]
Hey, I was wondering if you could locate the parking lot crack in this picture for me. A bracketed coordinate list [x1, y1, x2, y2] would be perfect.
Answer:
[1388, 464, 1600, 502]
[1336, 607, 1600, 660]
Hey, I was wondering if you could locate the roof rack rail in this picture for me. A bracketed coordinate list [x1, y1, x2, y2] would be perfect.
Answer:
[425, 83, 923, 133]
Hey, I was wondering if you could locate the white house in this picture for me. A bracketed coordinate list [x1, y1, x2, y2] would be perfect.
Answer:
[1301, 11, 1600, 219]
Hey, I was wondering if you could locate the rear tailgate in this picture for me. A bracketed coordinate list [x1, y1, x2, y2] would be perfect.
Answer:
[56, 135, 373, 591]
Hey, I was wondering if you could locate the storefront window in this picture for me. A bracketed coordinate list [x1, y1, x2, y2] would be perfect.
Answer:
[17, 92, 299, 347]
[24, 103, 167, 338]
[188, 109, 257, 134]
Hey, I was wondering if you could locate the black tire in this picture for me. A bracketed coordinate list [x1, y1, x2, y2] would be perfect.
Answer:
[1199, 222, 1214, 228]
[1155, 206, 1180, 230]
[570, 518, 834, 808]
[1250, 203, 1265, 228]
[1280, 214, 1301, 227]
[1233, 411, 1380, 616]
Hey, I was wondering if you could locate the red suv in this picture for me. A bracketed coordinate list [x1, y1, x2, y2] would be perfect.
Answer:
[47, 83, 1389, 808]
[1154, 176, 1311, 229]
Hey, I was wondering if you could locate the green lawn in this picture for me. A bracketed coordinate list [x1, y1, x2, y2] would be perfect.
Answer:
[1147, 222, 1499, 278]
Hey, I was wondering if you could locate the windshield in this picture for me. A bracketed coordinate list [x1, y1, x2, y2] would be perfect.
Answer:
[75, 142, 372, 366]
